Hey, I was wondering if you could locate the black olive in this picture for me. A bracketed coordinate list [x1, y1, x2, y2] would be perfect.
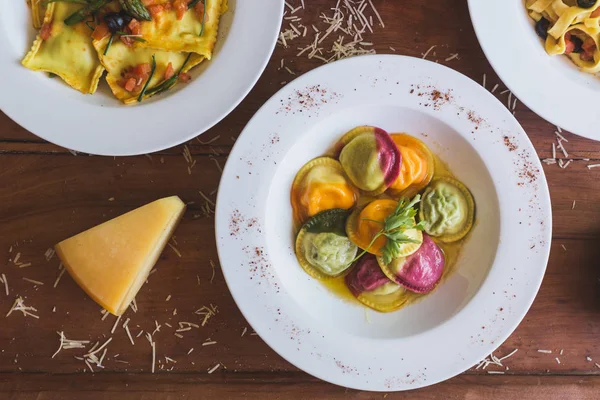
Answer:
[577, 0, 597, 9]
[103, 11, 133, 33]
[535, 17, 550, 40]
[571, 35, 584, 53]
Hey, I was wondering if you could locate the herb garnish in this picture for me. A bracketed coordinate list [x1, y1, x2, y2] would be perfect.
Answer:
[349, 194, 425, 266]
[187, 0, 207, 36]
[103, 33, 114, 56]
[137, 54, 156, 102]
[142, 53, 192, 99]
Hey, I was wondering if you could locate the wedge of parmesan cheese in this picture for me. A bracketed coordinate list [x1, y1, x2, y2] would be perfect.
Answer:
[55, 196, 186, 316]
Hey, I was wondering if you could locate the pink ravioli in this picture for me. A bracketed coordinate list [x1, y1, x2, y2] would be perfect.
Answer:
[391, 234, 445, 294]
[345, 255, 394, 297]
[335, 126, 401, 194]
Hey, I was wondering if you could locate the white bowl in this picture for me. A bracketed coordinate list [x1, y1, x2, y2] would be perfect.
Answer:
[468, 0, 600, 140]
[0, 0, 284, 155]
[216, 55, 552, 391]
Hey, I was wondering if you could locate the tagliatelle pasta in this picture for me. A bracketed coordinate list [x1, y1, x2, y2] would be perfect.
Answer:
[526, 0, 600, 74]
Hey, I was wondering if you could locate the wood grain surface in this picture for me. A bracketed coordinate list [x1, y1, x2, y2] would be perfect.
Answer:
[2, 0, 600, 398]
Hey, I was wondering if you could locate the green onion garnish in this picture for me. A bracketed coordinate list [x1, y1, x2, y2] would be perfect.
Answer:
[137, 54, 156, 102]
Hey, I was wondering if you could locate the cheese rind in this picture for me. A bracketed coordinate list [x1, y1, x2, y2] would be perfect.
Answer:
[55, 196, 186, 315]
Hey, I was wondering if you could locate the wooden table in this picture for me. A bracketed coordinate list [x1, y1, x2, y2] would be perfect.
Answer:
[2, 1, 600, 398]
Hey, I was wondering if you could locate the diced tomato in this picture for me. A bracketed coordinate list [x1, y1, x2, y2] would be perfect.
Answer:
[120, 36, 134, 46]
[564, 31, 575, 54]
[92, 23, 110, 41]
[163, 2, 172, 11]
[123, 77, 137, 92]
[173, 0, 188, 20]
[40, 22, 52, 41]
[148, 4, 164, 17]
[164, 62, 175, 80]
[179, 72, 192, 83]
[120, 63, 153, 93]
[128, 18, 142, 35]
[591, 8, 600, 18]
[581, 37, 596, 61]
[194, 2, 205, 20]
[133, 63, 152, 75]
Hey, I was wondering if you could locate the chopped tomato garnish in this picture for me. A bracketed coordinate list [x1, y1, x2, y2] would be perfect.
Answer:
[564, 32, 575, 54]
[120, 36, 134, 47]
[120, 63, 152, 93]
[123, 78, 137, 92]
[194, 2, 205, 21]
[179, 72, 192, 83]
[163, 2, 172, 11]
[148, 4, 164, 17]
[40, 22, 52, 41]
[173, 0, 188, 20]
[591, 8, 600, 18]
[92, 23, 110, 41]
[128, 18, 142, 36]
[581, 37, 596, 61]
[133, 63, 152, 75]
[164, 62, 175, 80]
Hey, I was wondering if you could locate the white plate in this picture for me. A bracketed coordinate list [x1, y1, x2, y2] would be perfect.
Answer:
[468, 0, 600, 140]
[0, 0, 283, 155]
[215, 55, 552, 391]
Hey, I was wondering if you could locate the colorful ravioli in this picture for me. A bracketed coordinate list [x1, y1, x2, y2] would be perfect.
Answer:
[345, 255, 407, 312]
[22, 3, 105, 94]
[419, 177, 475, 243]
[388, 134, 434, 198]
[336, 126, 401, 195]
[291, 157, 357, 226]
[138, 0, 225, 59]
[378, 234, 445, 294]
[93, 37, 203, 104]
[346, 199, 423, 257]
[295, 209, 357, 280]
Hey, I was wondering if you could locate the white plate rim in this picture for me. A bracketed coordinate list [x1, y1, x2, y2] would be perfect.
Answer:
[467, 0, 600, 140]
[0, 0, 284, 156]
[215, 54, 552, 391]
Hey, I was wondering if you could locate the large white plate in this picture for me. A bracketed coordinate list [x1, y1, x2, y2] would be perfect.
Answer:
[468, 0, 600, 140]
[215, 55, 552, 391]
[0, 0, 283, 155]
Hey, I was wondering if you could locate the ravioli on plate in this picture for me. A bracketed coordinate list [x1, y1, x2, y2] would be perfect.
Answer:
[22, 0, 228, 103]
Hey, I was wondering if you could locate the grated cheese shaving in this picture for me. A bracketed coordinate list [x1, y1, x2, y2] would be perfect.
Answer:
[44, 248, 55, 262]
[195, 304, 218, 326]
[54, 265, 66, 288]
[421, 45, 436, 59]
[537, 349, 552, 354]
[111, 315, 121, 334]
[1, 274, 8, 296]
[241, 327, 247, 337]
[202, 340, 217, 346]
[6, 296, 39, 318]
[22, 277, 44, 286]
[188, 348, 194, 355]
[491, 83, 499, 93]
[52, 331, 90, 358]
[207, 363, 221, 374]
[168, 243, 182, 258]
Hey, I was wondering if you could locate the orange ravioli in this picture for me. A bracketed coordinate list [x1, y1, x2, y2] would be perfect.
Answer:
[388, 134, 434, 198]
[346, 199, 397, 255]
[291, 157, 357, 226]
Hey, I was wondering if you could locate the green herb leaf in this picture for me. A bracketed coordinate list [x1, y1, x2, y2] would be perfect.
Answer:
[103, 33, 114, 56]
[64, 0, 111, 26]
[137, 54, 156, 102]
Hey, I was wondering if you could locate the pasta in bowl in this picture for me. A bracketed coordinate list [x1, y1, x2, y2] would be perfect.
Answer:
[527, 0, 600, 74]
